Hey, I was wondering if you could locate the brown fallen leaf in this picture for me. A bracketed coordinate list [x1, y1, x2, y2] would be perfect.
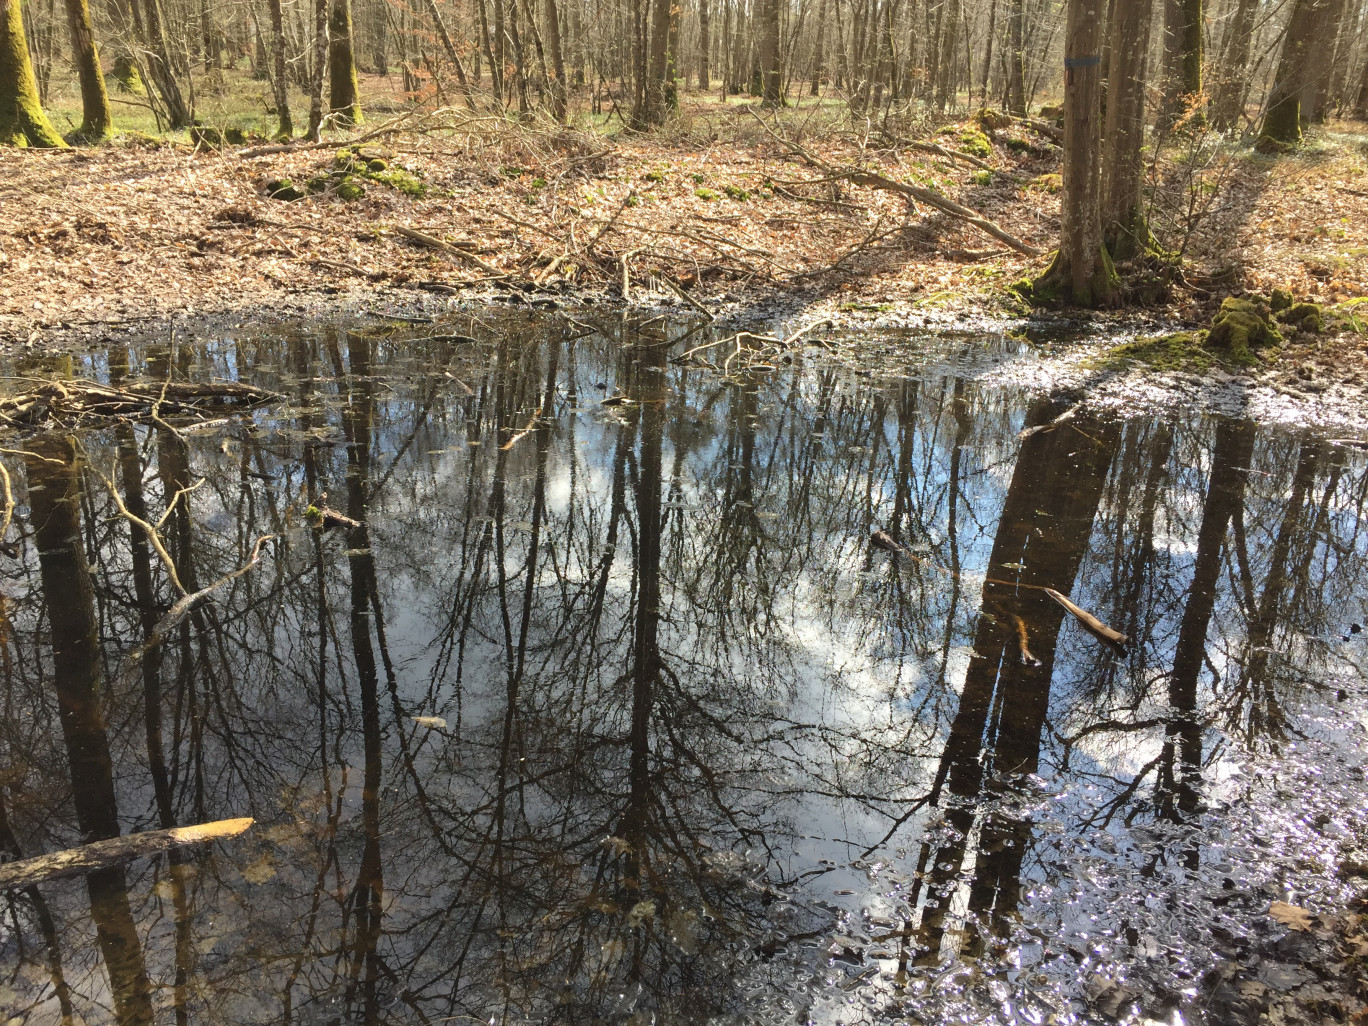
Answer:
[1269, 899, 1315, 932]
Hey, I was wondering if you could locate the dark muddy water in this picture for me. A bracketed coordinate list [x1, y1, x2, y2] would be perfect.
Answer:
[1, 313, 1366, 1025]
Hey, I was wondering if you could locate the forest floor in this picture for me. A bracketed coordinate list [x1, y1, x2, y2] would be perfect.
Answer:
[3, 95, 1368, 416]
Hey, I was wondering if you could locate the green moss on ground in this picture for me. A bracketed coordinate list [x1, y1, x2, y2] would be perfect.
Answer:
[1276, 301, 1323, 333]
[956, 127, 992, 158]
[1097, 331, 1215, 371]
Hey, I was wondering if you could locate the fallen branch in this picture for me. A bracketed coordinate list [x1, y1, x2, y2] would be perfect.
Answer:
[391, 226, 508, 277]
[1045, 587, 1129, 648]
[0, 379, 281, 427]
[0, 818, 254, 890]
[750, 110, 1041, 257]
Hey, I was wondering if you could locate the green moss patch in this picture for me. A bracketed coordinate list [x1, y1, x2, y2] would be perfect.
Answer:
[956, 127, 993, 158]
[1097, 331, 1214, 372]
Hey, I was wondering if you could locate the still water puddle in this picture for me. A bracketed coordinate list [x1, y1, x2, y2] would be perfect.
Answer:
[0, 313, 1366, 1025]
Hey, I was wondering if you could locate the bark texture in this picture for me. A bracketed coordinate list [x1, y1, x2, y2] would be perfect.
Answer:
[0, 0, 66, 146]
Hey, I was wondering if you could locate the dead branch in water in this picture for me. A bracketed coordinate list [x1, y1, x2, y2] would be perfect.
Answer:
[0, 819, 254, 890]
[0, 379, 281, 428]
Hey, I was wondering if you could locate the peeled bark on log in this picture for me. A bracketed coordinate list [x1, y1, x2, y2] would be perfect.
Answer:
[0, 819, 254, 890]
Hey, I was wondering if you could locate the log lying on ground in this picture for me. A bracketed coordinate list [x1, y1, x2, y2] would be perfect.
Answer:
[0, 818, 255, 890]
[0, 379, 282, 427]
[751, 111, 1042, 257]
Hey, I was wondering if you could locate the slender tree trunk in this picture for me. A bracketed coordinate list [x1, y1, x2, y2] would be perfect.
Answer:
[329, 0, 361, 123]
[808, 0, 824, 93]
[139, 0, 190, 125]
[422, 0, 476, 105]
[267, 0, 293, 135]
[1032, 0, 1113, 305]
[636, 0, 674, 124]
[1102, 0, 1153, 257]
[1159, 0, 1203, 123]
[979, 0, 997, 104]
[0, 0, 66, 145]
[201, 0, 217, 68]
[1210, 0, 1256, 129]
[699, 0, 712, 88]
[306, 0, 327, 137]
[1261, 0, 1324, 145]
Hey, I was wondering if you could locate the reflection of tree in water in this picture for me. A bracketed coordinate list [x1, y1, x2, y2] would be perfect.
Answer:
[0, 320, 1366, 1025]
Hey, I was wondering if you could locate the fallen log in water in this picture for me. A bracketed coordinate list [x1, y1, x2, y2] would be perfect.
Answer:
[0, 379, 282, 427]
[1044, 587, 1130, 649]
[0, 817, 255, 890]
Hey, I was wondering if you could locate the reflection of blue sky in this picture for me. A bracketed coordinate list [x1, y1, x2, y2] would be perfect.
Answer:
[3, 329, 1368, 1025]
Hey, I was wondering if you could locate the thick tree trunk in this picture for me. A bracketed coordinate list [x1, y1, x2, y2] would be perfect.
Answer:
[1033, 0, 1113, 305]
[1006, 0, 1025, 112]
[1356, 45, 1368, 120]
[1260, 0, 1324, 145]
[979, 0, 997, 104]
[0, 0, 66, 145]
[636, 0, 675, 124]
[759, 0, 781, 104]
[306, 0, 328, 138]
[545, 0, 567, 119]
[63, 0, 112, 139]
[1305, 0, 1347, 121]
[329, 0, 361, 123]
[1102, 0, 1153, 258]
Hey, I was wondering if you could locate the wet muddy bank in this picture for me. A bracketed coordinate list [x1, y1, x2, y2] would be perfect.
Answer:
[6, 283, 1368, 435]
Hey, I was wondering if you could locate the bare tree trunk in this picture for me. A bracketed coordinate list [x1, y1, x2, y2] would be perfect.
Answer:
[636, 0, 674, 124]
[62, 0, 111, 139]
[808, 0, 824, 93]
[1103, 0, 1153, 257]
[422, 0, 476, 105]
[699, 0, 711, 88]
[267, 0, 293, 135]
[760, 0, 782, 104]
[138, 0, 191, 126]
[306, 0, 327, 138]
[1006, 0, 1025, 112]
[329, 0, 361, 123]
[1031, 0, 1113, 305]
[1210, 0, 1256, 129]
[1356, 43, 1368, 120]
[979, 0, 997, 104]
[545, 0, 567, 118]
[1306, 0, 1348, 121]
[1260, 0, 1324, 145]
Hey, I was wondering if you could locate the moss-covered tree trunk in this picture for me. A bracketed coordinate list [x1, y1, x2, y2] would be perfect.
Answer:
[1260, 0, 1323, 146]
[64, 0, 112, 140]
[328, 0, 360, 125]
[1102, 0, 1153, 258]
[1031, 0, 1114, 306]
[0, 0, 66, 146]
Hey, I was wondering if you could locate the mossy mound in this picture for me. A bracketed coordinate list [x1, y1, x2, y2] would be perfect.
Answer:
[1270, 287, 1294, 313]
[1206, 297, 1282, 362]
[334, 177, 366, 201]
[189, 126, 223, 149]
[331, 146, 426, 197]
[1275, 302, 1323, 333]
[955, 127, 993, 158]
[973, 108, 1012, 132]
[265, 177, 305, 201]
[1099, 331, 1215, 372]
